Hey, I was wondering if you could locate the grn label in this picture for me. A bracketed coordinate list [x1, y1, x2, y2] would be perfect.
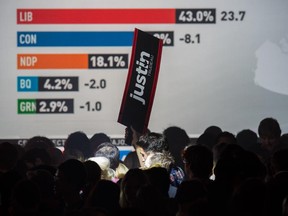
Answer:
[18, 99, 36, 114]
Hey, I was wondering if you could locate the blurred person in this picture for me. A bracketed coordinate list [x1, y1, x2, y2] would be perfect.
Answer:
[143, 150, 184, 197]
[141, 167, 178, 216]
[212, 131, 237, 170]
[89, 132, 111, 157]
[119, 168, 149, 209]
[196, 132, 215, 150]
[175, 180, 211, 216]
[144, 167, 171, 198]
[182, 144, 214, 185]
[24, 136, 54, 153]
[204, 125, 222, 139]
[49, 147, 64, 168]
[144, 151, 175, 171]
[63, 148, 85, 162]
[136, 183, 176, 216]
[135, 132, 169, 166]
[8, 179, 41, 216]
[54, 159, 87, 215]
[124, 126, 149, 169]
[84, 179, 120, 216]
[212, 144, 266, 216]
[136, 132, 184, 197]
[0, 142, 19, 173]
[266, 149, 288, 216]
[198, 125, 223, 150]
[0, 142, 21, 216]
[82, 160, 102, 202]
[258, 117, 281, 155]
[229, 178, 266, 216]
[87, 156, 115, 181]
[64, 131, 91, 160]
[24, 136, 62, 168]
[236, 129, 260, 153]
[279, 133, 288, 150]
[215, 131, 237, 146]
[258, 117, 282, 181]
[27, 168, 63, 216]
[163, 126, 191, 172]
[94, 142, 128, 181]
[22, 148, 52, 170]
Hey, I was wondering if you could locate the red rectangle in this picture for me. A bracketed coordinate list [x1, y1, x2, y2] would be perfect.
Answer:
[17, 9, 175, 24]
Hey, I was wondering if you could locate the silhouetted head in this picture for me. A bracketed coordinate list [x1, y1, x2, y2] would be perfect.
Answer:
[95, 142, 120, 170]
[25, 136, 54, 151]
[86, 179, 120, 214]
[215, 131, 237, 145]
[64, 131, 90, 159]
[83, 160, 102, 185]
[204, 125, 222, 138]
[197, 132, 215, 150]
[90, 133, 111, 155]
[23, 148, 52, 168]
[137, 132, 168, 153]
[120, 168, 149, 208]
[55, 159, 87, 193]
[136, 132, 169, 165]
[144, 167, 170, 198]
[236, 129, 258, 152]
[163, 126, 190, 170]
[182, 145, 213, 180]
[258, 117, 281, 152]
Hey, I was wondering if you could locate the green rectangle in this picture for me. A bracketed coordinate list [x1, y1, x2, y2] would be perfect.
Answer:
[18, 99, 37, 114]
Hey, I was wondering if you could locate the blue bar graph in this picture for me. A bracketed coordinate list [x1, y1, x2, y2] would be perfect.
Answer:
[17, 31, 134, 47]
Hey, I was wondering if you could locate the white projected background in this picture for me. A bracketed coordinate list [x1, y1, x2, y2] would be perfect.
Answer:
[0, 0, 288, 140]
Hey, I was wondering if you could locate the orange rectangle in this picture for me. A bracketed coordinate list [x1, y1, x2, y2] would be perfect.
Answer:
[17, 54, 88, 69]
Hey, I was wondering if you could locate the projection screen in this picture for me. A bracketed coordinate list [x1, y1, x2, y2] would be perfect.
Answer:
[1, 0, 288, 147]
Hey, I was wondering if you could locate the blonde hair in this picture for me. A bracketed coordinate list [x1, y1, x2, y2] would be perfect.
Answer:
[87, 157, 115, 180]
[144, 151, 175, 170]
[115, 163, 129, 179]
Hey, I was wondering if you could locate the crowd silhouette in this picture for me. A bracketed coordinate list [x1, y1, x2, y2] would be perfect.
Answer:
[0, 117, 288, 216]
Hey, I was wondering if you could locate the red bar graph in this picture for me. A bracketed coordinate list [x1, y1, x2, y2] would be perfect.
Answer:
[17, 9, 175, 24]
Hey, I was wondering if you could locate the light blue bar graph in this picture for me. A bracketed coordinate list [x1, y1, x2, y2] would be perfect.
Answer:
[17, 76, 38, 92]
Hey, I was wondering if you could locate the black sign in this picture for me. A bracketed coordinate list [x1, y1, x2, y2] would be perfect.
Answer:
[118, 29, 163, 133]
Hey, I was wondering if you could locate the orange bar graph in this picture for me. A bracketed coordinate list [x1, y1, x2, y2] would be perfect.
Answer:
[17, 54, 88, 69]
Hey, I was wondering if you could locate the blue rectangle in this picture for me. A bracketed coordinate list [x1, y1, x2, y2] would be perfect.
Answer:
[17, 31, 134, 47]
[17, 77, 38, 92]
[119, 150, 132, 161]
